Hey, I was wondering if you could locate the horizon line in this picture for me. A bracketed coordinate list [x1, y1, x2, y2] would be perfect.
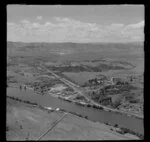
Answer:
[7, 40, 144, 44]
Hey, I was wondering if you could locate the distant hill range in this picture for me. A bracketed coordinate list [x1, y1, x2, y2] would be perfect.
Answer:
[7, 41, 144, 60]
[7, 41, 143, 50]
[7, 41, 144, 72]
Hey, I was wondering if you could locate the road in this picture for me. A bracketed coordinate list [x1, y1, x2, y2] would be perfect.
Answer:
[40, 64, 143, 119]
[36, 112, 68, 140]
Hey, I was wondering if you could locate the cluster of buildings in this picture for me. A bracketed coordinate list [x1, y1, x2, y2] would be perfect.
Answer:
[47, 84, 78, 99]
[88, 76, 131, 87]
[87, 75, 134, 106]
[119, 103, 143, 114]
[99, 97, 112, 106]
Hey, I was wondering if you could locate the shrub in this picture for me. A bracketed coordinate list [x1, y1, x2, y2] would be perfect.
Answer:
[85, 116, 88, 119]
[120, 127, 129, 134]
[110, 128, 113, 131]
[26, 100, 30, 103]
[105, 122, 109, 125]
[114, 124, 118, 128]
[15, 98, 19, 101]
[20, 125, 23, 129]
[130, 99, 140, 103]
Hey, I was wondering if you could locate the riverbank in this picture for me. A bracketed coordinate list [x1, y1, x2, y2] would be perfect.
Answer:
[8, 81, 143, 120]
[7, 95, 143, 139]
[46, 89, 143, 119]
[7, 86, 144, 136]
[6, 96, 140, 140]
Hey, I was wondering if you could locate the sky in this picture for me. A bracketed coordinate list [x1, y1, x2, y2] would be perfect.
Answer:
[7, 5, 144, 43]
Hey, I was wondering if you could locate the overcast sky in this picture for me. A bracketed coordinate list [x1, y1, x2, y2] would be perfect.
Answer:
[7, 5, 144, 43]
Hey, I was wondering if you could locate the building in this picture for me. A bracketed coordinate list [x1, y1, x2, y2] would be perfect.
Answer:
[112, 77, 124, 85]
[50, 84, 67, 92]
[99, 97, 112, 106]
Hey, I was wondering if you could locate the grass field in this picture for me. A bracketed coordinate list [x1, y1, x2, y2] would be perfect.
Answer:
[63, 72, 101, 85]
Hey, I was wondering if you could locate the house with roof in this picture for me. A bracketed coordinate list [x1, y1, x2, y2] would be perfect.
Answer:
[99, 97, 112, 106]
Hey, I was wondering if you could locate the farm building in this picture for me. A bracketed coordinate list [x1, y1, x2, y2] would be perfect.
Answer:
[99, 97, 112, 106]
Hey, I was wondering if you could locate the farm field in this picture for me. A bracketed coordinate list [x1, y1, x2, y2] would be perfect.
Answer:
[63, 72, 101, 85]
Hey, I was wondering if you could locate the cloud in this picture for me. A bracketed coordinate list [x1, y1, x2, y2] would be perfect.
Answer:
[36, 16, 43, 20]
[121, 20, 144, 41]
[7, 17, 144, 42]
[107, 24, 124, 31]
[127, 20, 144, 28]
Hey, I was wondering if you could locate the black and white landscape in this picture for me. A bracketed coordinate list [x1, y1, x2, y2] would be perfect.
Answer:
[7, 5, 144, 140]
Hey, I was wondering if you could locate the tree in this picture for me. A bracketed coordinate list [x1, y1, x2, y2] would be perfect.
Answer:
[88, 79, 92, 84]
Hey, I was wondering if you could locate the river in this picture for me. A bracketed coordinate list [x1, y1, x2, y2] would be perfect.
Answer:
[7, 87, 144, 134]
